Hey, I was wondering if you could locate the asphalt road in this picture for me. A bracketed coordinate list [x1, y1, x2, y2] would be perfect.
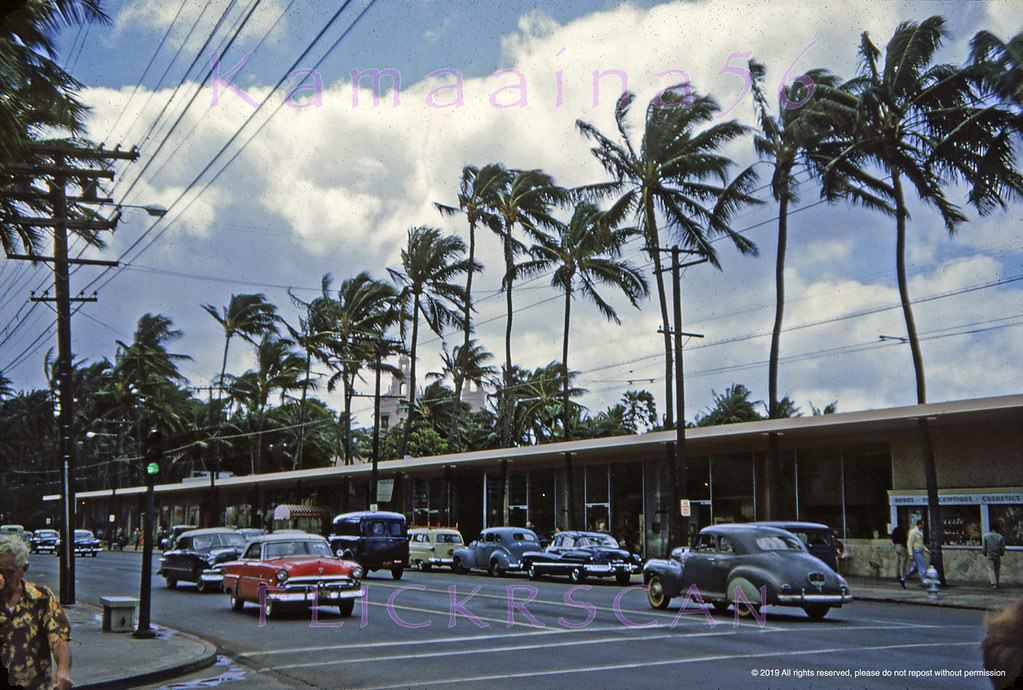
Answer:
[33, 551, 993, 689]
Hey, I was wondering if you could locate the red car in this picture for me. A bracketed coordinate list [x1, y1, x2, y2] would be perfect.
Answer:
[222, 533, 364, 618]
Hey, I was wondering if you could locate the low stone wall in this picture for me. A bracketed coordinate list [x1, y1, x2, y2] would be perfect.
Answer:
[845, 540, 1021, 585]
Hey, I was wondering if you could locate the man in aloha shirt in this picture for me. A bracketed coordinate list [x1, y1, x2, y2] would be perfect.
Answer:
[0, 534, 72, 690]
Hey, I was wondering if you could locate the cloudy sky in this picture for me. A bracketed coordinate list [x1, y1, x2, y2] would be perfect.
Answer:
[2, 0, 1020, 427]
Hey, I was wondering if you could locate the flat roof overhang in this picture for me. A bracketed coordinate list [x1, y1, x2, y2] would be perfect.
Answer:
[52, 394, 1023, 503]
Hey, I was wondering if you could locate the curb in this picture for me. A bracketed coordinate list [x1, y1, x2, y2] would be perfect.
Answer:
[851, 591, 997, 612]
[76, 635, 218, 690]
[73, 602, 219, 690]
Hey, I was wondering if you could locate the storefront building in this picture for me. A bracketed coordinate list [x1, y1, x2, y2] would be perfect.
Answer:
[61, 394, 1023, 584]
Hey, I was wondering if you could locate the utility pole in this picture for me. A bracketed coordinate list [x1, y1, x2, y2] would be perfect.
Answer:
[654, 246, 705, 554]
[5, 143, 138, 605]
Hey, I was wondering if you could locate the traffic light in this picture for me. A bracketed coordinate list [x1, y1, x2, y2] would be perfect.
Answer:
[144, 429, 162, 478]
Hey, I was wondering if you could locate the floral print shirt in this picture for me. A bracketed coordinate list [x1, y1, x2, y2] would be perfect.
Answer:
[0, 581, 71, 690]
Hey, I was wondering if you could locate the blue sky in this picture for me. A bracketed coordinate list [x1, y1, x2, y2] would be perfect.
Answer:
[2, 0, 1021, 428]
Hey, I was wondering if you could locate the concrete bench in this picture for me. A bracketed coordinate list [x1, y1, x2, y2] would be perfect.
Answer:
[100, 596, 138, 633]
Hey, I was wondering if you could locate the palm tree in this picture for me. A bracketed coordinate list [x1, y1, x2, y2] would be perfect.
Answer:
[0, 371, 12, 399]
[749, 59, 842, 519]
[431, 338, 497, 451]
[307, 273, 398, 464]
[577, 87, 761, 431]
[226, 335, 304, 474]
[486, 168, 566, 447]
[521, 201, 648, 441]
[388, 226, 474, 457]
[695, 384, 764, 426]
[514, 361, 585, 445]
[813, 16, 1023, 577]
[969, 29, 1023, 112]
[202, 294, 278, 485]
[435, 164, 504, 445]
[1, 0, 108, 255]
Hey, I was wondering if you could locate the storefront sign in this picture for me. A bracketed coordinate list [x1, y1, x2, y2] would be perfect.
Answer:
[892, 493, 1022, 506]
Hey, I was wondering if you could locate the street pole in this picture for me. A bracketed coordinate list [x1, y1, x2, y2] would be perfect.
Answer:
[51, 157, 76, 606]
[371, 340, 382, 511]
[655, 246, 706, 554]
[134, 470, 156, 638]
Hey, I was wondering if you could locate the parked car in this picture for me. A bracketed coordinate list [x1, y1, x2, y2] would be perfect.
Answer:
[158, 528, 248, 592]
[408, 527, 464, 571]
[643, 524, 853, 620]
[328, 511, 409, 580]
[73, 529, 101, 557]
[30, 529, 60, 554]
[221, 533, 364, 618]
[236, 528, 266, 542]
[522, 530, 641, 585]
[160, 524, 196, 551]
[0, 524, 28, 542]
[452, 527, 540, 577]
[751, 521, 839, 571]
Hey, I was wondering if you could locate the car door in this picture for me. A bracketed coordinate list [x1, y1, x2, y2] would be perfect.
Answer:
[686, 533, 719, 596]
[165, 536, 190, 579]
[235, 543, 264, 601]
[707, 535, 738, 597]
[473, 532, 497, 568]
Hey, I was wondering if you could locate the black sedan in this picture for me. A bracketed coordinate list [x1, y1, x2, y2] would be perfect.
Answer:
[643, 524, 853, 620]
[522, 531, 641, 585]
[73, 529, 101, 557]
[159, 528, 247, 592]
[30, 529, 60, 555]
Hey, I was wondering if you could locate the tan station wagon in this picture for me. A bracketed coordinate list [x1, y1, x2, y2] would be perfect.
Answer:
[408, 527, 464, 571]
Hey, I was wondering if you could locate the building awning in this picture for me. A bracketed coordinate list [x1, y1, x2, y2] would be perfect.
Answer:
[272, 504, 331, 521]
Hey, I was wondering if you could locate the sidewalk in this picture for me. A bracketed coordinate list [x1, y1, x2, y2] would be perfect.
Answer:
[67, 603, 217, 690]
[846, 575, 1023, 611]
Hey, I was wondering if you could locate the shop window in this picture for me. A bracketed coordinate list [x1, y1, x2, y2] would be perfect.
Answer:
[842, 445, 891, 539]
[712, 454, 755, 524]
[941, 505, 982, 546]
[990, 504, 1023, 547]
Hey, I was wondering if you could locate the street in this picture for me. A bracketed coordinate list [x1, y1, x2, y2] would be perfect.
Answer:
[34, 551, 992, 689]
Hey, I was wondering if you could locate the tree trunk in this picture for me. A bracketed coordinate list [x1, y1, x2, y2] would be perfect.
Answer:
[294, 347, 311, 471]
[400, 299, 421, 458]
[449, 220, 477, 451]
[501, 224, 516, 448]
[644, 202, 673, 429]
[561, 284, 573, 442]
[893, 172, 944, 580]
[766, 193, 789, 519]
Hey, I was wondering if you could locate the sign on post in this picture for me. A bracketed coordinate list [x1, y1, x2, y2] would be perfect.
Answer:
[680, 499, 691, 517]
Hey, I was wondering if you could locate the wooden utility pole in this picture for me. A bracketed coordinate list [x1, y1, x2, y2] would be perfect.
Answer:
[4, 143, 138, 605]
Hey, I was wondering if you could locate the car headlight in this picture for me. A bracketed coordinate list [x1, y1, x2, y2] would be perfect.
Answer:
[275, 569, 289, 583]
[351, 566, 364, 580]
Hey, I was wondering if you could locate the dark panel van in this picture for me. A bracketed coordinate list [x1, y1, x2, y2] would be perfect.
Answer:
[328, 511, 409, 580]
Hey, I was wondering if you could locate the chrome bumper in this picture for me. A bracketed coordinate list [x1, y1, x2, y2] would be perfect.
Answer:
[200, 568, 224, 585]
[584, 562, 640, 574]
[426, 557, 454, 566]
[263, 583, 365, 603]
[777, 591, 854, 605]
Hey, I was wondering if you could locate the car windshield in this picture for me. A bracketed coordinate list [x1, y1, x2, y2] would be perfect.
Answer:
[576, 534, 618, 548]
[512, 532, 538, 542]
[220, 533, 246, 547]
[264, 540, 332, 558]
[436, 534, 462, 544]
[37, 531, 58, 538]
[74, 530, 93, 539]
[756, 535, 804, 551]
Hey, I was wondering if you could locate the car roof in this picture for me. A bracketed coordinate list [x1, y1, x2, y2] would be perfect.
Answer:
[558, 531, 614, 539]
[483, 526, 538, 535]
[752, 521, 832, 531]
[179, 528, 240, 537]
[410, 527, 461, 533]
[247, 533, 327, 544]
[699, 524, 796, 537]
[332, 511, 406, 521]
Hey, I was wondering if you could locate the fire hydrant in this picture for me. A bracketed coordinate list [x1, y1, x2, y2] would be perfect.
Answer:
[923, 565, 941, 600]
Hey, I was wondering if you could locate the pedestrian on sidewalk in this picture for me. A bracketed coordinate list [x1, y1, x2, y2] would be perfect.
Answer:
[0, 534, 73, 690]
[891, 523, 908, 581]
[900, 519, 929, 588]
[982, 521, 1007, 590]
